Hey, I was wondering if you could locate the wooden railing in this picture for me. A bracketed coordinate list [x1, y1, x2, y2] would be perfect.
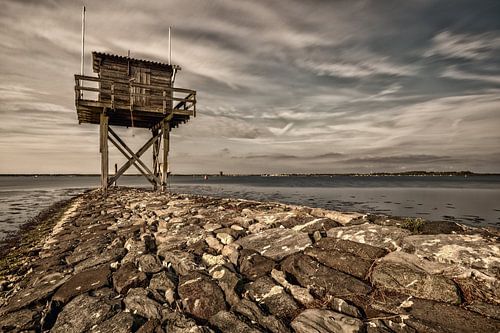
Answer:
[74, 75, 196, 116]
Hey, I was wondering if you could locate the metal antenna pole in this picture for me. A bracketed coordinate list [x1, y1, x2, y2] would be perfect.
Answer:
[168, 26, 172, 65]
[81, 6, 86, 75]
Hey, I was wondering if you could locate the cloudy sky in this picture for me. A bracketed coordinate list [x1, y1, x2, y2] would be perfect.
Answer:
[1, 0, 499, 174]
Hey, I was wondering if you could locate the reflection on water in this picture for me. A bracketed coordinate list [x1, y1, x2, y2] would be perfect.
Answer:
[1, 175, 499, 240]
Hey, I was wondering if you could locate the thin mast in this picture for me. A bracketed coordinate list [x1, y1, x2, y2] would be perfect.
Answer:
[168, 26, 172, 65]
[81, 6, 86, 75]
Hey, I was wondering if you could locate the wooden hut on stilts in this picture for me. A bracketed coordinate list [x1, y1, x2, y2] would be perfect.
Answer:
[74, 7, 196, 194]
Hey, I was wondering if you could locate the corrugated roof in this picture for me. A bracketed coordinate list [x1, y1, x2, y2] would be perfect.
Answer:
[92, 51, 172, 68]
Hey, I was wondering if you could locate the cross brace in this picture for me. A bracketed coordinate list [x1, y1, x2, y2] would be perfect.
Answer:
[99, 113, 171, 192]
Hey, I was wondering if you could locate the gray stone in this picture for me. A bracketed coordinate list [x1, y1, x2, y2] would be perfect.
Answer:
[138, 254, 163, 274]
[216, 232, 234, 245]
[281, 254, 372, 298]
[137, 319, 164, 333]
[178, 272, 227, 320]
[233, 298, 291, 333]
[215, 227, 245, 240]
[155, 235, 187, 252]
[112, 262, 148, 294]
[163, 312, 215, 333]
[90, 312, 135, 333]
[305, 238, 386, 279]
[0, 308, 37, 331]
[291, 217, 341, 233]
[209, 311, 261, 333]
[329, 298, 363, 318]
[419, 220, 465, 234]
[51, 294, 113, 333]
[206, 236, 224, 252]
[202, 253, 228, 267]
[291, 309, 364, 333]
[238, 249, 276, 280]
[402, 234, 500, 278]
[53, 265, 110, 304]
[221, 243, 240, 265]
[245, 276, 299, 320]
[0, 272, 69, 316]
[383, 318, 417, 333]
[270, 269, 314, 306]
[466, 301, 500, 320]
[236, 228, 311, 261]
[203, 223, 223, 232]
[160, 250, 198, 276]
[372, 261, 461, 304]
[209, 264, 241, 306]
[366, 319, 395, 333]
[327, 223, 411, 251]
[309, 208, 364, 225]
[406, 298, 500, 333]
[74, 247, 126, 273]
[124, 288, 162, 320]
[65, 238, 107, 266]
[149, 271, 176, 292]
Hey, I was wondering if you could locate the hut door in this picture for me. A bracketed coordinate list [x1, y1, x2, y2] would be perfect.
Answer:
[131, 67, 151, 107]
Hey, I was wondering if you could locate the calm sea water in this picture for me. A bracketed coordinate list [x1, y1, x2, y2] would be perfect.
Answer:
[0, 175, 499, 240]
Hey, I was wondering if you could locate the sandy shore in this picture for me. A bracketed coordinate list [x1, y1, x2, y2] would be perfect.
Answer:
[0, 187, 499, 332]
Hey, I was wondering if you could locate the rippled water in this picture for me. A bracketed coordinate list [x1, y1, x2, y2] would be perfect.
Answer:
[1, 175, 499, 240]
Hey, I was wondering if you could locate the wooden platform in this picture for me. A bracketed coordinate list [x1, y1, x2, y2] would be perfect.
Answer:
[75, 75, 196, 129]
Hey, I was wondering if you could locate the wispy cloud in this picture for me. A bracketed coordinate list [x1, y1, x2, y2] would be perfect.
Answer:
[0, 0, 500, 173]
[425, 30, 500, 60]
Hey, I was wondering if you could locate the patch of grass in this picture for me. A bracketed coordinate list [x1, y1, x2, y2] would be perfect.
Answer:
[401, 217, 426, 234]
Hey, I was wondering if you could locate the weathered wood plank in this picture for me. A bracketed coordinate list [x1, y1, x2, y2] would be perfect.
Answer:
[100, 112, 109, 194]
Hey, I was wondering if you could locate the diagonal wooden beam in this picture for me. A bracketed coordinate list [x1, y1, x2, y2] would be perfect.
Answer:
[107, 127, 162, 185]
[108, 127, 163, 185]
[108, 135, 156, 186]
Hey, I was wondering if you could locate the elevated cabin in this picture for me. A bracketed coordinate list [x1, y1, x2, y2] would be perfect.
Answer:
[75, 52, 196, 129]
[74, 51, 197, 192]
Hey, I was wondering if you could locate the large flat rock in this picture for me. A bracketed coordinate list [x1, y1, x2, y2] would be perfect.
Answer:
[245, 276, 299, 320]
[305, 238, 387, 278]
[238, 249, 276, 280]
[112, 262, 147, 294]
[281, 254, 372, 298]
[327, 223, 411, 251]
[291, 309, 364, 333]
[53, 265, 111, 304]
[178, 272, 227, 320]
[89, 312, 135, 333]
[236, 228, 311, 261]
[406, 298, 500, 333]
[0, 272, 69, 316]
[51, 294, 114, 333]
[123, 288, 162, 320]
[209, 311, 261, 333]
[402, 234, 500, 278]
[371, 261, 461, 304]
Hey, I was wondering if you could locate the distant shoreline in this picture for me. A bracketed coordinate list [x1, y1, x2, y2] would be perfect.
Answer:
[1, 171, 499, 177]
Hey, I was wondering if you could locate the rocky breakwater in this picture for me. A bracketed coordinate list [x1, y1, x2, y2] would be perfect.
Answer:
[0, 188, 499, 333]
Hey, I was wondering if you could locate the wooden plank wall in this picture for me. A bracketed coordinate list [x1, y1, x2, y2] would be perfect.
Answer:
[96, 56, 173, 111]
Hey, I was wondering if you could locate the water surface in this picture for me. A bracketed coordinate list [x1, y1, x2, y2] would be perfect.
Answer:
[1, 175, 499, 240]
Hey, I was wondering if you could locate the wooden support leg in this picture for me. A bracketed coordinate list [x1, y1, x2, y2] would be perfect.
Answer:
[99, 111, 109, 195]
[152, 128, 160, 190]
[161, 120, 170, 192]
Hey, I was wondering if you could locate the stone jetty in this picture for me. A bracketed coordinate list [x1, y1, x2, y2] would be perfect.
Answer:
[0, 188, 499, 332]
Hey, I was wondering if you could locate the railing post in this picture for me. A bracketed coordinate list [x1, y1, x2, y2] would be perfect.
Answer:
[129, 83, 134, 110]
[162, 90, 166, 114]
[111, 83, 115, 109]
[193, 94, 196, 117]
